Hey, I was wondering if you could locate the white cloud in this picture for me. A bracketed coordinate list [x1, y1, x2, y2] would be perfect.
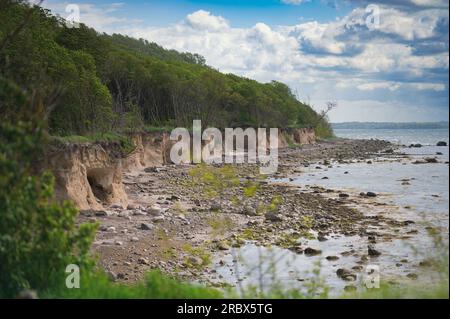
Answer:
[185, 10, 230, 32]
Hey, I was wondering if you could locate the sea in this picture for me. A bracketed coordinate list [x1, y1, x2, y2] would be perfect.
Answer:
[333, 128, 449, 146]
[210, 127, 449, 296]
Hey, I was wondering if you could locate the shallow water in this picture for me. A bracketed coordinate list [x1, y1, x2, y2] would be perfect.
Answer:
[211, 145, 449, 296]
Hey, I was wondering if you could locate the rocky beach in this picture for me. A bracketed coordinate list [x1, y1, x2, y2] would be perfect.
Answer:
[73, 137, 448, 295]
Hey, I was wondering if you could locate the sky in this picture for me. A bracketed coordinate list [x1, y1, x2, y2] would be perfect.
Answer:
[41, 0, 449, 122]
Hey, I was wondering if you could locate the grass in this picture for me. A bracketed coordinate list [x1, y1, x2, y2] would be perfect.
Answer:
[50, 132, 136, 155]
[144, 125, 175, 133]
[43, 271, 222, 299]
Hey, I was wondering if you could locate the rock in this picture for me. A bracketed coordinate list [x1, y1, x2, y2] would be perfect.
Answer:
[130, 237, 139, 242]
[436, 141, 447, 147]
[119, 211, 130, 218]
[366, 161, 372, 164]
[152, 216, 165, 223]
[264, 212, 283, 222]
[127, 204, 138, 210]
[210, 202, 221, 211]
[366, 192, 377, 197]
[106, 226, 116, 232]
[243, 205, 258, 216]
[326, 256, 339, 261]
[336, 268, 357, 281]
[290, 246, 303, 254]
[138, 257, 149, 265]
[368, 245, 381, 257]
[436, 152, 443, 155]
[94, 210, 110, 217]
[339, 193, 350, 198]
[147, 205, 162, 216]
[187, 256, 203, 267]
[218, 242, 231, 251]
[407, 273, 418, 280]
[140, 223, 154, 231]
[409, 143, 422, 148]
[344, 285, 357, 292]
[424, 157, 438, 163]
[304, 247, 322, 256]
[132, 210, 146, 216]
[144, 167, 158, 173]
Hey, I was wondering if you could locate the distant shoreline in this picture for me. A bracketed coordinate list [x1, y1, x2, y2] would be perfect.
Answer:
[332, 122, 449, 130]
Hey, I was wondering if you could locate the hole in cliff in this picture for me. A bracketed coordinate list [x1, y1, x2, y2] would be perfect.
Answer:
[86, 168, 112, 203]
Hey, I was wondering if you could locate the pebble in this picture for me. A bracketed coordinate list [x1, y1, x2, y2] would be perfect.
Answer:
[152, 216, 165, 223]
[264, 212, 283, 222]
[336, 268, 357, 281]
[304, 247, 322, 256]
[326, 256, 339, 261]
[140, 223, 154, 230]
[368, 245, 381, 256]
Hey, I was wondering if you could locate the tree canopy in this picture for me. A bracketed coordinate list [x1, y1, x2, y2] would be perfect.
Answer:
[0, 0, 332, 137]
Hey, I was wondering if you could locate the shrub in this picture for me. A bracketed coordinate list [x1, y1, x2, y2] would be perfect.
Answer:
[0, 118, 97, 298]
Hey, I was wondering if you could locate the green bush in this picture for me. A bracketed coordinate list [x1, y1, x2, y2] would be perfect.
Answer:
[0, 120, 97, 298]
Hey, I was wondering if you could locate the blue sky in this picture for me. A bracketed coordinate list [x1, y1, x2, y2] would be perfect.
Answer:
[43, 0, 449, 122]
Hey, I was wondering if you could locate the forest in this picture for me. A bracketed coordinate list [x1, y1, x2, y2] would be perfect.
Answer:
[0, 0, 332, 139]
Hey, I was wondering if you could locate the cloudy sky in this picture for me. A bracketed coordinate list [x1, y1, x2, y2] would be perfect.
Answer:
[42, 0, 449, 122]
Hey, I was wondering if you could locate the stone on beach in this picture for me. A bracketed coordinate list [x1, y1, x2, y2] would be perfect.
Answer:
[140, 223, 154, 230]
[304, 247, 322, 256]
[368, 245, 381, 257]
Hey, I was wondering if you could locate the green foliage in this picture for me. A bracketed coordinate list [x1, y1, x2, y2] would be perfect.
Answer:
[188, 164, 240, 199]
[0, 1, 333, 138]
[0, 119, 97, 298]
[45, 270, 222, 299]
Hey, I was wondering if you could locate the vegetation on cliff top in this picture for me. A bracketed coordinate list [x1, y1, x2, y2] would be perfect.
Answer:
[0, 1, 333, 139]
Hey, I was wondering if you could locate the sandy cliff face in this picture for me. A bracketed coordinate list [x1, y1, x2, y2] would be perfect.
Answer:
[292, 128, 316, 145]
[45, 129, 315, 211]
[122, 132, 175, 172]
[45, 132, 175, 211]
[45, 143, 128, 211]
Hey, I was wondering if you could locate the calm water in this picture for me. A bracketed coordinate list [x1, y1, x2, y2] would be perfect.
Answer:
[333, 128, 449, 146]
[211, 128, 449, 296]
